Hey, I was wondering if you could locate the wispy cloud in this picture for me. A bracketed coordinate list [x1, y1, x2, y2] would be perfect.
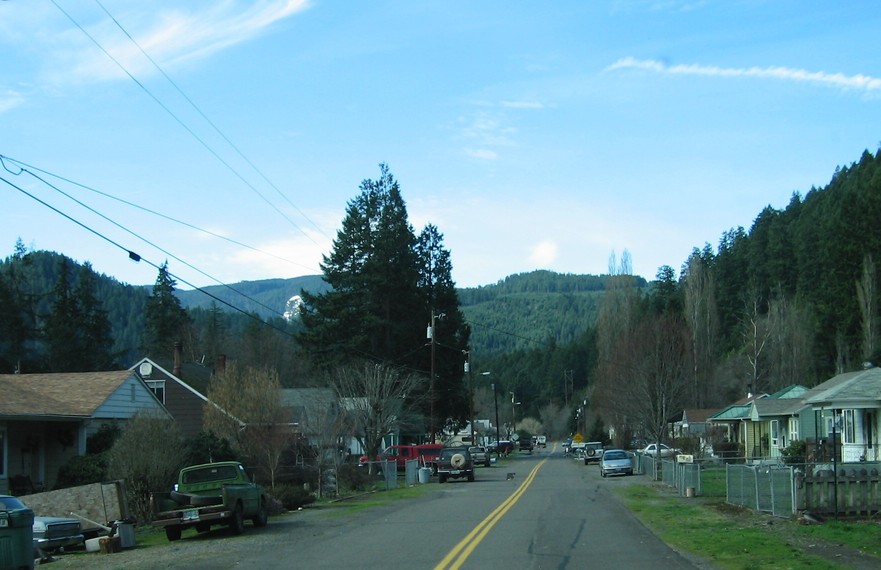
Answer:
[607, 57, 881, 92]
[0, 90, 24, 114]
[501, 100, 544, 109]
[54, 1, 310, 83]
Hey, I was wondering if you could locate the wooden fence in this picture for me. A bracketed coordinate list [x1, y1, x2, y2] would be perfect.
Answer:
[799, 465, 881, 517]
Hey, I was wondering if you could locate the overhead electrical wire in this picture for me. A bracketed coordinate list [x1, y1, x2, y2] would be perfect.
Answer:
[1, 157, 294, 328]
[49, 0, 322, 246]
[92, 0, 330, 243]
[2, 154, 321, 275]
[1, 171, 296, 339]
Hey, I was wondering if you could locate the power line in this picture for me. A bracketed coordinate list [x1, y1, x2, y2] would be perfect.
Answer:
[92, 0, 330, 243]
[49, 0, 322, 246]
[1, 154, 321, 275]
[1, 162, 298, 333]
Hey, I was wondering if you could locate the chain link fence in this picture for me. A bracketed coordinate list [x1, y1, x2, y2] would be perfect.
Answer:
[726, 463, 795, 518]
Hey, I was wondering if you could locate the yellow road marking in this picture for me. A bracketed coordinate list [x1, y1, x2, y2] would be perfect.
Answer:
[434, 457, 549, 570]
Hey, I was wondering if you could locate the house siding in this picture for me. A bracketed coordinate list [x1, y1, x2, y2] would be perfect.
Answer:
[162, 379, 206, 438]
[92, 377, 167, 419]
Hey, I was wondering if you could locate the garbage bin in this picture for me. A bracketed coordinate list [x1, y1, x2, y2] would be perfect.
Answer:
[0, 499, 35, 570]
[418, 467, 432, 484]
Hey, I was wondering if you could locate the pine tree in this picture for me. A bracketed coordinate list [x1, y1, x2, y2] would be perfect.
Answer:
[75, 262, 115, 370]
[298, 164, 422, 367]
[142, 261, 190, 359]
[43, 257, 84, 371]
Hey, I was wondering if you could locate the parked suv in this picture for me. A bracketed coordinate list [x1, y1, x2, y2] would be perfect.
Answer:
[436, 446, 475, 483]
[582, 441, 605, 464]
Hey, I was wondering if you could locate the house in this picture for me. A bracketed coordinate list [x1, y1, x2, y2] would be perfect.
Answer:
[707, 386, 812, 462]
[0, 370, 171, 494]
[666, 408, 722, 455]
[130, 357, 213, 439]
[802, 367, 881, 462]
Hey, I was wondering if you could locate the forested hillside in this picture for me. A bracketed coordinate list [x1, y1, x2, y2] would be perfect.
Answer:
[4, 147, 881, 426]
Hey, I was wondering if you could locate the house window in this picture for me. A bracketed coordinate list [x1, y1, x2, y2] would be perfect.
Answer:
[146, 380, 166, 404]
[788, 418, 799, 444]
[770, 420, 780, 448]
[843, 409, 856, 444]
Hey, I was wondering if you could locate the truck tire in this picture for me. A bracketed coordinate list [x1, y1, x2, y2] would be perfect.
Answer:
[230, 502, 245, 535]
[252, 498, 268, 528]
[165, 526, 182, 541]
[451, 453, 466, 468]
[467, 471, 475, 482]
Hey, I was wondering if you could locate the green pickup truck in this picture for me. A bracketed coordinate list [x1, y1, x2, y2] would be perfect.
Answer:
[151, 461, 268, 541]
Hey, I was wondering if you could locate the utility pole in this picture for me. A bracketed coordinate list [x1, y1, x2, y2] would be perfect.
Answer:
[492, 382, 500, 446]
[464, 351, 474, 445]
[427, 310, 444, 444]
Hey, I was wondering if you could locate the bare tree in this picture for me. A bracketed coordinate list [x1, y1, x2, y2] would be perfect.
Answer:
[204, 362, 294, 487]
[593, 250, 641, 437]
[333, 362, 425, 474]
[299, 391, 348, 498]
[682, 250, 719, 408]
[857, 254, 877, 364]
[767, 292, 815, 391]
[107, 412, 186, 523]
[742, 294, 772, 395]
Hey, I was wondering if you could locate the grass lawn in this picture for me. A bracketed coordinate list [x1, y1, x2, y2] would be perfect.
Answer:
[615, 479, 881, 570]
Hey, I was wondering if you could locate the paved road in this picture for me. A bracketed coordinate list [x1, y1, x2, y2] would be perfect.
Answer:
[68, 447, 710, 569]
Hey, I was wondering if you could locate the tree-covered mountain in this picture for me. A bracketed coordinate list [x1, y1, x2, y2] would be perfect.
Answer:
[5, 146, 881, 428]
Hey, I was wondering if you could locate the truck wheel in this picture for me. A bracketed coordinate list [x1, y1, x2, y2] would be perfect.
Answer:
[467, 471, 475, 482]
[165, 526, 182, 541]
[438, 474, 447, 483]
[252, 498, 268, 528]
[451, 453, 466, 468]
[230, 503, 245, 535]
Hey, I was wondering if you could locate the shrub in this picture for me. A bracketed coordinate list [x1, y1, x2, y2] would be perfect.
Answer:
[781, 440, 807, 465]
[55, 453, 108, 489]
[337, 463, 379, 493]
[270, 483, 316, 510]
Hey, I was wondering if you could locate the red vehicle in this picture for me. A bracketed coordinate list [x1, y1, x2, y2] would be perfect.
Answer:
[359, 444, 444, 471]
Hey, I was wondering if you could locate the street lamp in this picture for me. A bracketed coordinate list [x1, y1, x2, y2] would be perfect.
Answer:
[464, 352, 474, 445]
[427, 310, 445, 444]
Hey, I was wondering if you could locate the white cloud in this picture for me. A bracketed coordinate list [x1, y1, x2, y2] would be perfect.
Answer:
[607, 57, 881, 92]
[465, 148, 498, 160]
[50, 1, 311, 84]
[528, 240, 559, 268]
[500, 100, 544, 109]
[0, 90, 24, 113]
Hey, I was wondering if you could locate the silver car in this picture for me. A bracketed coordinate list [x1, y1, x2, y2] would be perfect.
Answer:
[599, 449, 633, 477]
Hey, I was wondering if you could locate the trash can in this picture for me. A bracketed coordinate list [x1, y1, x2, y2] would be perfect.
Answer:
[0, 500, 35, 570]
[418, 467, 432, 484]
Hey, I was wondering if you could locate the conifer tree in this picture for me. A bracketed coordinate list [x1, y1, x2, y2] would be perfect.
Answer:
[142, 261, 190, 359]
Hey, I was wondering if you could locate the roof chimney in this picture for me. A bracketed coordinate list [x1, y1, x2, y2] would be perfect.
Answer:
[173, 341, 182, 377]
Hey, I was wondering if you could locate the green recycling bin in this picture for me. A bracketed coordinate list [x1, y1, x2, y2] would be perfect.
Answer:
[0, 495, 35, 570]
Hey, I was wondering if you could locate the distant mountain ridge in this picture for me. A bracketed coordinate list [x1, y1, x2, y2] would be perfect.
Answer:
[175, 270, 642, 355]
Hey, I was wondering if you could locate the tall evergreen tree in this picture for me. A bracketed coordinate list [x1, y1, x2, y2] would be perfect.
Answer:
[416, 223, 471, 430]
[75, 262, 115, 370]
[42, 257, 83, 371]
[298, 164, 423, 368]
[142, 261, 190, 359]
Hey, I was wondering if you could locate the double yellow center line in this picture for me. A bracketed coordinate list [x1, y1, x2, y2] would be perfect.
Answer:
[434, 458, 548, 570]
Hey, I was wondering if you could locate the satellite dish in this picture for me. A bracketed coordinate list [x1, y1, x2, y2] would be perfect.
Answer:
[139, 362, 153, 377]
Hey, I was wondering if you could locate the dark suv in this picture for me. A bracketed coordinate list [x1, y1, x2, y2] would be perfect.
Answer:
[436, 446, 475, 483]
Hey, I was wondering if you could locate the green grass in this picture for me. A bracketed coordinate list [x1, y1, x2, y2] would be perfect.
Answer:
[699, 466, 728, 498]
[615, 484, 848, 569]
[796, 519, 881, 558]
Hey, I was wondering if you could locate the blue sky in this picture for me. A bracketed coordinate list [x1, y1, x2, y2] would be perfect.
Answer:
[3, 1, 880, 290]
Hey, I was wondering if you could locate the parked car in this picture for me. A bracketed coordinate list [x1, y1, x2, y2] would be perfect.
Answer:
[468, 446, 491, 467]
[0, 494, 85, 557]
[582, 442, 605, 464]
[599, 449, 634, 477]
[436, 447, 475, 483]
[495, 440, 515, 456]
[641, 443, 679, 458]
